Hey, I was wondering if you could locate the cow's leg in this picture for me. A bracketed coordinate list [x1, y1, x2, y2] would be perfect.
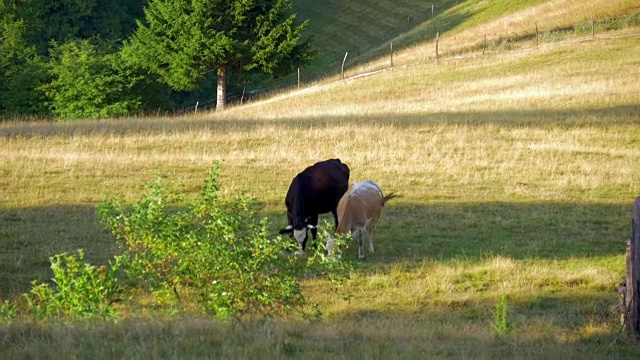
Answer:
[331, 210, 339, 230]
[307, 214, 319, 250]
[368, 227, 375, 254]
[357, 229, 365, 259]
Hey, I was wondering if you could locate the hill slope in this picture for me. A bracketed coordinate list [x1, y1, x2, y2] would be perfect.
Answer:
[289, 0, 639, 80]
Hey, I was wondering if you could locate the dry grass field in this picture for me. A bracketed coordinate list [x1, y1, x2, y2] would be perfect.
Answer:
[1, 1, 640, 358]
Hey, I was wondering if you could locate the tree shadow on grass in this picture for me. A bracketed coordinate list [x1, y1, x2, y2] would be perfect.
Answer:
[378, 201, 630, 262]
[0, 200, 635, 357]
[0, 291, 635, 359]
[0, 199, 632, 298]
[318, 291, 636, 359]
[266, 200, 632, 265]
[0, 205, 116, 298]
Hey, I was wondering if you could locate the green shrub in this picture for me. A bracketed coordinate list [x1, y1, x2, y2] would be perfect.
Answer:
[24, 249, 122, 319]
[0, 6, 48, 118]
[42, 39, 143, 120]
[97, 163, 351, 320]
[3, 163, 350, 322]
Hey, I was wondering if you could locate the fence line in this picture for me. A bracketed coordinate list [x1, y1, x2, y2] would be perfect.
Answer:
[445, 32, 640, 61]
[337, 31, 640, 85]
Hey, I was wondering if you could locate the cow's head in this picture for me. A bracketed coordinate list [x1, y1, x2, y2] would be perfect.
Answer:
[279, 224, 316, 254]
[326, 236, 336, 257]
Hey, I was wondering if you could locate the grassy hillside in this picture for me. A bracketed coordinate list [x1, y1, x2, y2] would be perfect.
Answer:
[2, 0, 640, 358]
[290, 0, 639, 80]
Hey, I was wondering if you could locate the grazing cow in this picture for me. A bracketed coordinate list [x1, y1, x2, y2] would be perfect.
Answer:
[327, 180, 396, 259]
[279, 159, 350, 254]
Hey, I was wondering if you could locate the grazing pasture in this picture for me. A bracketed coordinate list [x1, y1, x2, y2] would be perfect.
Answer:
[2, 10, 640, 360]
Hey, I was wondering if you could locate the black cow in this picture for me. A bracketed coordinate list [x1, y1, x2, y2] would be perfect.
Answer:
[279, 159, 350, 254]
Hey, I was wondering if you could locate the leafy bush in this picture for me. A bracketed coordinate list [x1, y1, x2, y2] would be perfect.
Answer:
[97, 163, 351, 319]
[2, 163, 350, 321]
[24, 250, 122, 319]
[0, 6, 48, 118]
[42, 39, 144, 120]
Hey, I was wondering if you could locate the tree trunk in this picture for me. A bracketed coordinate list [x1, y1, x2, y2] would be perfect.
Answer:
[216, 64, 226, 111]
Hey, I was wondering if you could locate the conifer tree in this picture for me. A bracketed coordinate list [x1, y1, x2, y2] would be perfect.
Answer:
[127, 0, 312, 111]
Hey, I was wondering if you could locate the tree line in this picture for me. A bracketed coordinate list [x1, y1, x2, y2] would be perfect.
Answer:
[0, 0, 312, 120]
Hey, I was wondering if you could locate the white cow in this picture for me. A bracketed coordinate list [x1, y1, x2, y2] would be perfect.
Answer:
[327, 180, 396, 259]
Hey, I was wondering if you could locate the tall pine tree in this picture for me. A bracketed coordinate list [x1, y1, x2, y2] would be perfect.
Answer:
[126, 0, 312, 111]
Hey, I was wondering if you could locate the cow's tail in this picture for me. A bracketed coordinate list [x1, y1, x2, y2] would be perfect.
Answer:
[382, 192, 399, 206]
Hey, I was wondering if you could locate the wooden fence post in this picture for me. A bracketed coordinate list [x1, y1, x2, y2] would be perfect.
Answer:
[194, 101, 199, 113]
[435, 31, 440, 65]
[626, 197, 640, 335]
[536, 23, 539, 46]
[483, 32, 487, 55]
[297, 68, 300, 89]
[390, 42, 394, 68]
[431, 4, 434, 17]
[341, 52, 348, 80]
[591, 16, 595, 38]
